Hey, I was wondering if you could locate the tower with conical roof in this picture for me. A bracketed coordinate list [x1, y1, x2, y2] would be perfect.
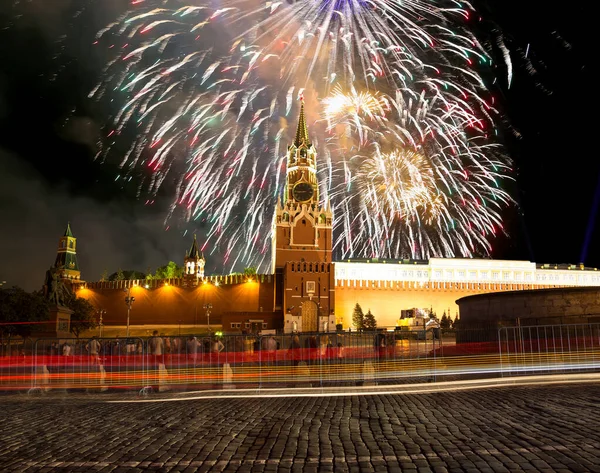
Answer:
[54, 222, 81, 281]
[272, 98, 335, 333]
[184, 234, 206, 284]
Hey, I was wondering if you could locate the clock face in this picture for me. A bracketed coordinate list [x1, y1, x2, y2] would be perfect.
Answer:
[292, 182, 314, 202]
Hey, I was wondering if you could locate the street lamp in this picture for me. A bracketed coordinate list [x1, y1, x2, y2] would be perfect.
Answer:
[203, 303, 213, 333]
[0, 280, 6, 288]
[123, 288, 136, 337]
[98, 309, 106, 338]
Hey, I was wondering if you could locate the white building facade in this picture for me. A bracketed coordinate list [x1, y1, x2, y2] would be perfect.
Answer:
[333, 258, 600, 328]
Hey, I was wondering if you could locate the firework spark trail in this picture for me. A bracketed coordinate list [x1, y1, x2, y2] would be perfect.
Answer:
[90, 0, 513, 271]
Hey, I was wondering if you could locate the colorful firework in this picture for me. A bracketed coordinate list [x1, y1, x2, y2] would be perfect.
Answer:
[90, 0, 513, 270]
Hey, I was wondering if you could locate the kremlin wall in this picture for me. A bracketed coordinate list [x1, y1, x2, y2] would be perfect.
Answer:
[69, 256, 600, 333]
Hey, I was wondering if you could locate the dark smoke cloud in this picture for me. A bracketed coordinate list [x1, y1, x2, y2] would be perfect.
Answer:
[0, 149, 192, 292]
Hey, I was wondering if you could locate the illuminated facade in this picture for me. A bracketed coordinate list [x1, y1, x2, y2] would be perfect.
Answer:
[334, 258, 600, 328]
[272, 98, 335, 333]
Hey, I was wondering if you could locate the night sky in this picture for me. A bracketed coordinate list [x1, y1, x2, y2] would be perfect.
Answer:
[0, 1, 593, 291]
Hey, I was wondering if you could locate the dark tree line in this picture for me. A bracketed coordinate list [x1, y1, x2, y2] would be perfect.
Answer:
[0, 285, 97, 338]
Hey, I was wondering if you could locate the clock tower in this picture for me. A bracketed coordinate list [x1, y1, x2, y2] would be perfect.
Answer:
[272, 98, 335, 333]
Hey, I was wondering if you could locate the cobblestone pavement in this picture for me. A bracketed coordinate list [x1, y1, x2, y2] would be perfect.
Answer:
[1, 383, 599, 472]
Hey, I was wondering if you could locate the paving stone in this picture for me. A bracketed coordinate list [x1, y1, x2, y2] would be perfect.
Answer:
[1, 384, 599, 472]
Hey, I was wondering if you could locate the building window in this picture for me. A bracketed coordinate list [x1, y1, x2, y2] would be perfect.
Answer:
[231, 323, 236, 329]
[469, 271, 477, 280]
[492, 272, 499, 280]
[245, 323, 250, 328]
[458, 270, 465, 279]
[262, 323, 267, 329]
[481, 271, 488, 280]
[306, 281, 316, 294]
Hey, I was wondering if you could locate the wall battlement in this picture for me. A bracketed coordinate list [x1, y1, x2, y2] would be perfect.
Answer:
[78, 274, 272, 291]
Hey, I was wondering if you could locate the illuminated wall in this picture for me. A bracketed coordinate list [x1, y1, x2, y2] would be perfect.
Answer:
[72, 258, 600, 330]
[334, 258, 600, 328]
[75, 276, 273, 326]
[335, 282, 491, 327]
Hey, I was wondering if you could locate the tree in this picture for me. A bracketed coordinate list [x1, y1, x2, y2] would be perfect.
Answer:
[154, 261, 184, 279]
[67, 297, 97, 338]
[453, 314, 460, 329]
[109, 269, 146, 281]
[352, 303, 365, 331]
[243, 266, 257, 277]
[440, 313, 451, 329]
[0, 287, 50, 338]
[363, 310, 377, 330]
[100, 269, 108, 282]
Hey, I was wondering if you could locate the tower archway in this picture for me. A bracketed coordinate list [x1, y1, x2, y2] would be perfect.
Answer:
[301, 300, 319, 332]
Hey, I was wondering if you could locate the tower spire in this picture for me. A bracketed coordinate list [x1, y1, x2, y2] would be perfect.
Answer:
[294, 96, 311, 147]
[188, 234, 200, 259]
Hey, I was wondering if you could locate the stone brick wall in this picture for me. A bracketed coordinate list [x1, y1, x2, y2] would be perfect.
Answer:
[74, 276, 274, 326]
[456, 287, 600, 327]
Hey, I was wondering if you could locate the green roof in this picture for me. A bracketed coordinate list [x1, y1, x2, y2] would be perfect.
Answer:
[187, 234, 201, 259]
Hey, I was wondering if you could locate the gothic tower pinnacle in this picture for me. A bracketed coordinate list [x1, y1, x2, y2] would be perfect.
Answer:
[294, 97, 311, 148]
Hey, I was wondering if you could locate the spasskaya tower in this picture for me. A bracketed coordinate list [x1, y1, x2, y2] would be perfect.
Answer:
[272, 98, 335, 333]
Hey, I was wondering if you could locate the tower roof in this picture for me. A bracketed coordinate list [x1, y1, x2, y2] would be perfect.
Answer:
[187, 234, 201, 259]
[294, 97, 311, 148]
[64, 222, 74, 238]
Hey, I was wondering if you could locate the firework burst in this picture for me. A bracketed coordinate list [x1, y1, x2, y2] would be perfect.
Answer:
[90, 0, 513, 270]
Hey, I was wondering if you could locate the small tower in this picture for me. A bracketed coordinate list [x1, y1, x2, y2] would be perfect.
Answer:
[184, 234, 206, 284]
[54, 222, 81, 281]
